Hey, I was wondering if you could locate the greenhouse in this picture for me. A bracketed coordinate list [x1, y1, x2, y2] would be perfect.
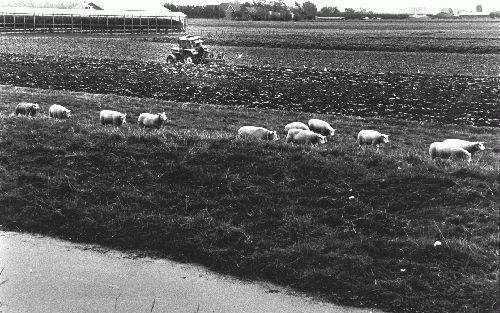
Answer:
[0, 7, 187, 33]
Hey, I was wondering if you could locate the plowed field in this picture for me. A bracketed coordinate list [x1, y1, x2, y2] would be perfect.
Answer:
[0, 53, 498, 127]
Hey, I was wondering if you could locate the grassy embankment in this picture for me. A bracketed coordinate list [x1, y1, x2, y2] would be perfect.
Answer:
[0, 85, 498, 313]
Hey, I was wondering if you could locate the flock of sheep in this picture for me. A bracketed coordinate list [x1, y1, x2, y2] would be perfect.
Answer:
[13, 101, 485, 162]
[238, 120, 391, 151]
[238, 120, 485, 162]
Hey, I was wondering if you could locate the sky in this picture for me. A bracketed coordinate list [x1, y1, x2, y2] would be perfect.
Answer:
[1, 0, 500, 13]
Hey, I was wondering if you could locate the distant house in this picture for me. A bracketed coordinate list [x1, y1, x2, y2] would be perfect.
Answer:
[316, 16, 345, 21]
[407, 7, 437, 16]
[440, 8, 453, 14]
[220, 2, 240, 19]
[457, 12, 490, 18]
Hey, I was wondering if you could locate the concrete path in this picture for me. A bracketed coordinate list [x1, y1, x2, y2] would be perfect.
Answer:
[0, 231, 380, 313]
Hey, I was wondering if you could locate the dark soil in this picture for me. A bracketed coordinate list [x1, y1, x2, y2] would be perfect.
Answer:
[0, 53, 498, 127]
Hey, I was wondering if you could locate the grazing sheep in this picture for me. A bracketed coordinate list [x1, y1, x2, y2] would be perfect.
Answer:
[238, 126, 279, 141]
[284, 122, 310, 132]
[99, 110, 127, 126]
[14, 102, 40, 117]
[429, 142, 471, 162]
[308, 119, 335, 137]
[442, 139, 485, 156]
[357, 130, 389, 150]
[48, 104, 71, 119]
[286, 129, 327, 145]
[138, 112, 167, 129]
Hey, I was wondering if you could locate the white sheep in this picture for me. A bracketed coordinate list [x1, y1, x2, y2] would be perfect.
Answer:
[429, 142, 471, 162]
[286, 129, 327, 145]
[308, 119, 335, 137]
[138, 112, 167, 128]
[99, 110, 127, 126]
[284, 122, 310, 132]
[49, 104, 71, 119]
[442, 139, 485, 156]
[238, 126, 279, 141]
[357, 130, 389, 151]
[15, 102, 40, 116]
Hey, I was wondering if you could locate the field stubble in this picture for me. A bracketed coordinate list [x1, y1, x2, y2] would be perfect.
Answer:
[0, 86, 499, 313]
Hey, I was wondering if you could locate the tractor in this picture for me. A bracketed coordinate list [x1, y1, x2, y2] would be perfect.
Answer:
[166, 35, 214, 65]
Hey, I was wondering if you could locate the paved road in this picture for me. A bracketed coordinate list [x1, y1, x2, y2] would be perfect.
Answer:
[0, 231, 381, 313]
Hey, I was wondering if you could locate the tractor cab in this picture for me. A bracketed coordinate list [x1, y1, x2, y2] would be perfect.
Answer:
[167, 35, 211, 64]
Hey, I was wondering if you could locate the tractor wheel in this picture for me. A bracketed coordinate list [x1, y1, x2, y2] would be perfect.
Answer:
[166, 55, 176, 64]
[183, 54, 193, 64]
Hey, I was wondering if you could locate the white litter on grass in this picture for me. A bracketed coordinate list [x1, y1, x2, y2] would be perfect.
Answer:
[400, 268, 406, 272]
[434, 240, 442, 247]
[349, 196, 355, 200]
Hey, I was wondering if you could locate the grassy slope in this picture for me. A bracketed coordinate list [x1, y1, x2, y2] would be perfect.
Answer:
[0, 85, 498, 313]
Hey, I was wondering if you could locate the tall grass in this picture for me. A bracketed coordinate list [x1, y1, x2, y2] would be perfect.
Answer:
[0, 85, 498, 313]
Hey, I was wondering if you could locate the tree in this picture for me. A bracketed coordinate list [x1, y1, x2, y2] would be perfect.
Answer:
[270, 0, 286, 11]
[344, 8, 355, 13]
[302, 1, 317, 19]
[489, 11, 500, 18]
[476, 4, 483, 12]
[164, 3, 177, 11]
[318, 6, 340, 17]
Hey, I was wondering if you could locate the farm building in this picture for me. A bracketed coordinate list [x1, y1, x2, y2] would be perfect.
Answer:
[0, 2, 187, 34]
[219, 3, 241, 19]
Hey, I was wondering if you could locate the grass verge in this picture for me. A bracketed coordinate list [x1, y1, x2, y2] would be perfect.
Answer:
[0, 85, 498, 313]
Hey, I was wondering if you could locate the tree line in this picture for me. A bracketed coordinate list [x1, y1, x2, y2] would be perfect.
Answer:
[164, 1, 411, 21]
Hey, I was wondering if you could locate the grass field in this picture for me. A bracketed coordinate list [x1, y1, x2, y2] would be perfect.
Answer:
[0, 85, 498, 313]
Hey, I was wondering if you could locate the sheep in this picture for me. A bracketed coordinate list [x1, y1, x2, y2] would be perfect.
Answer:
[429, 142, 471, 162]
[357, 130, 389, 151]
[284, 122, 310, 132]
[442, 139, 485, 156]
[14, 102, 40, 117]
[238, 126, 279, 141]
[48, 104, 71, 119]
[286, 129, 327, 145]
[138, 112, 167, 129]
[308, 118, 335, 137]
[99, 110, 127, 126]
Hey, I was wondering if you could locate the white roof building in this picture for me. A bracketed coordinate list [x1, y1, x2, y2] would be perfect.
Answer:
[0, 0, 185, 18]
[84, 0, 171, 12]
